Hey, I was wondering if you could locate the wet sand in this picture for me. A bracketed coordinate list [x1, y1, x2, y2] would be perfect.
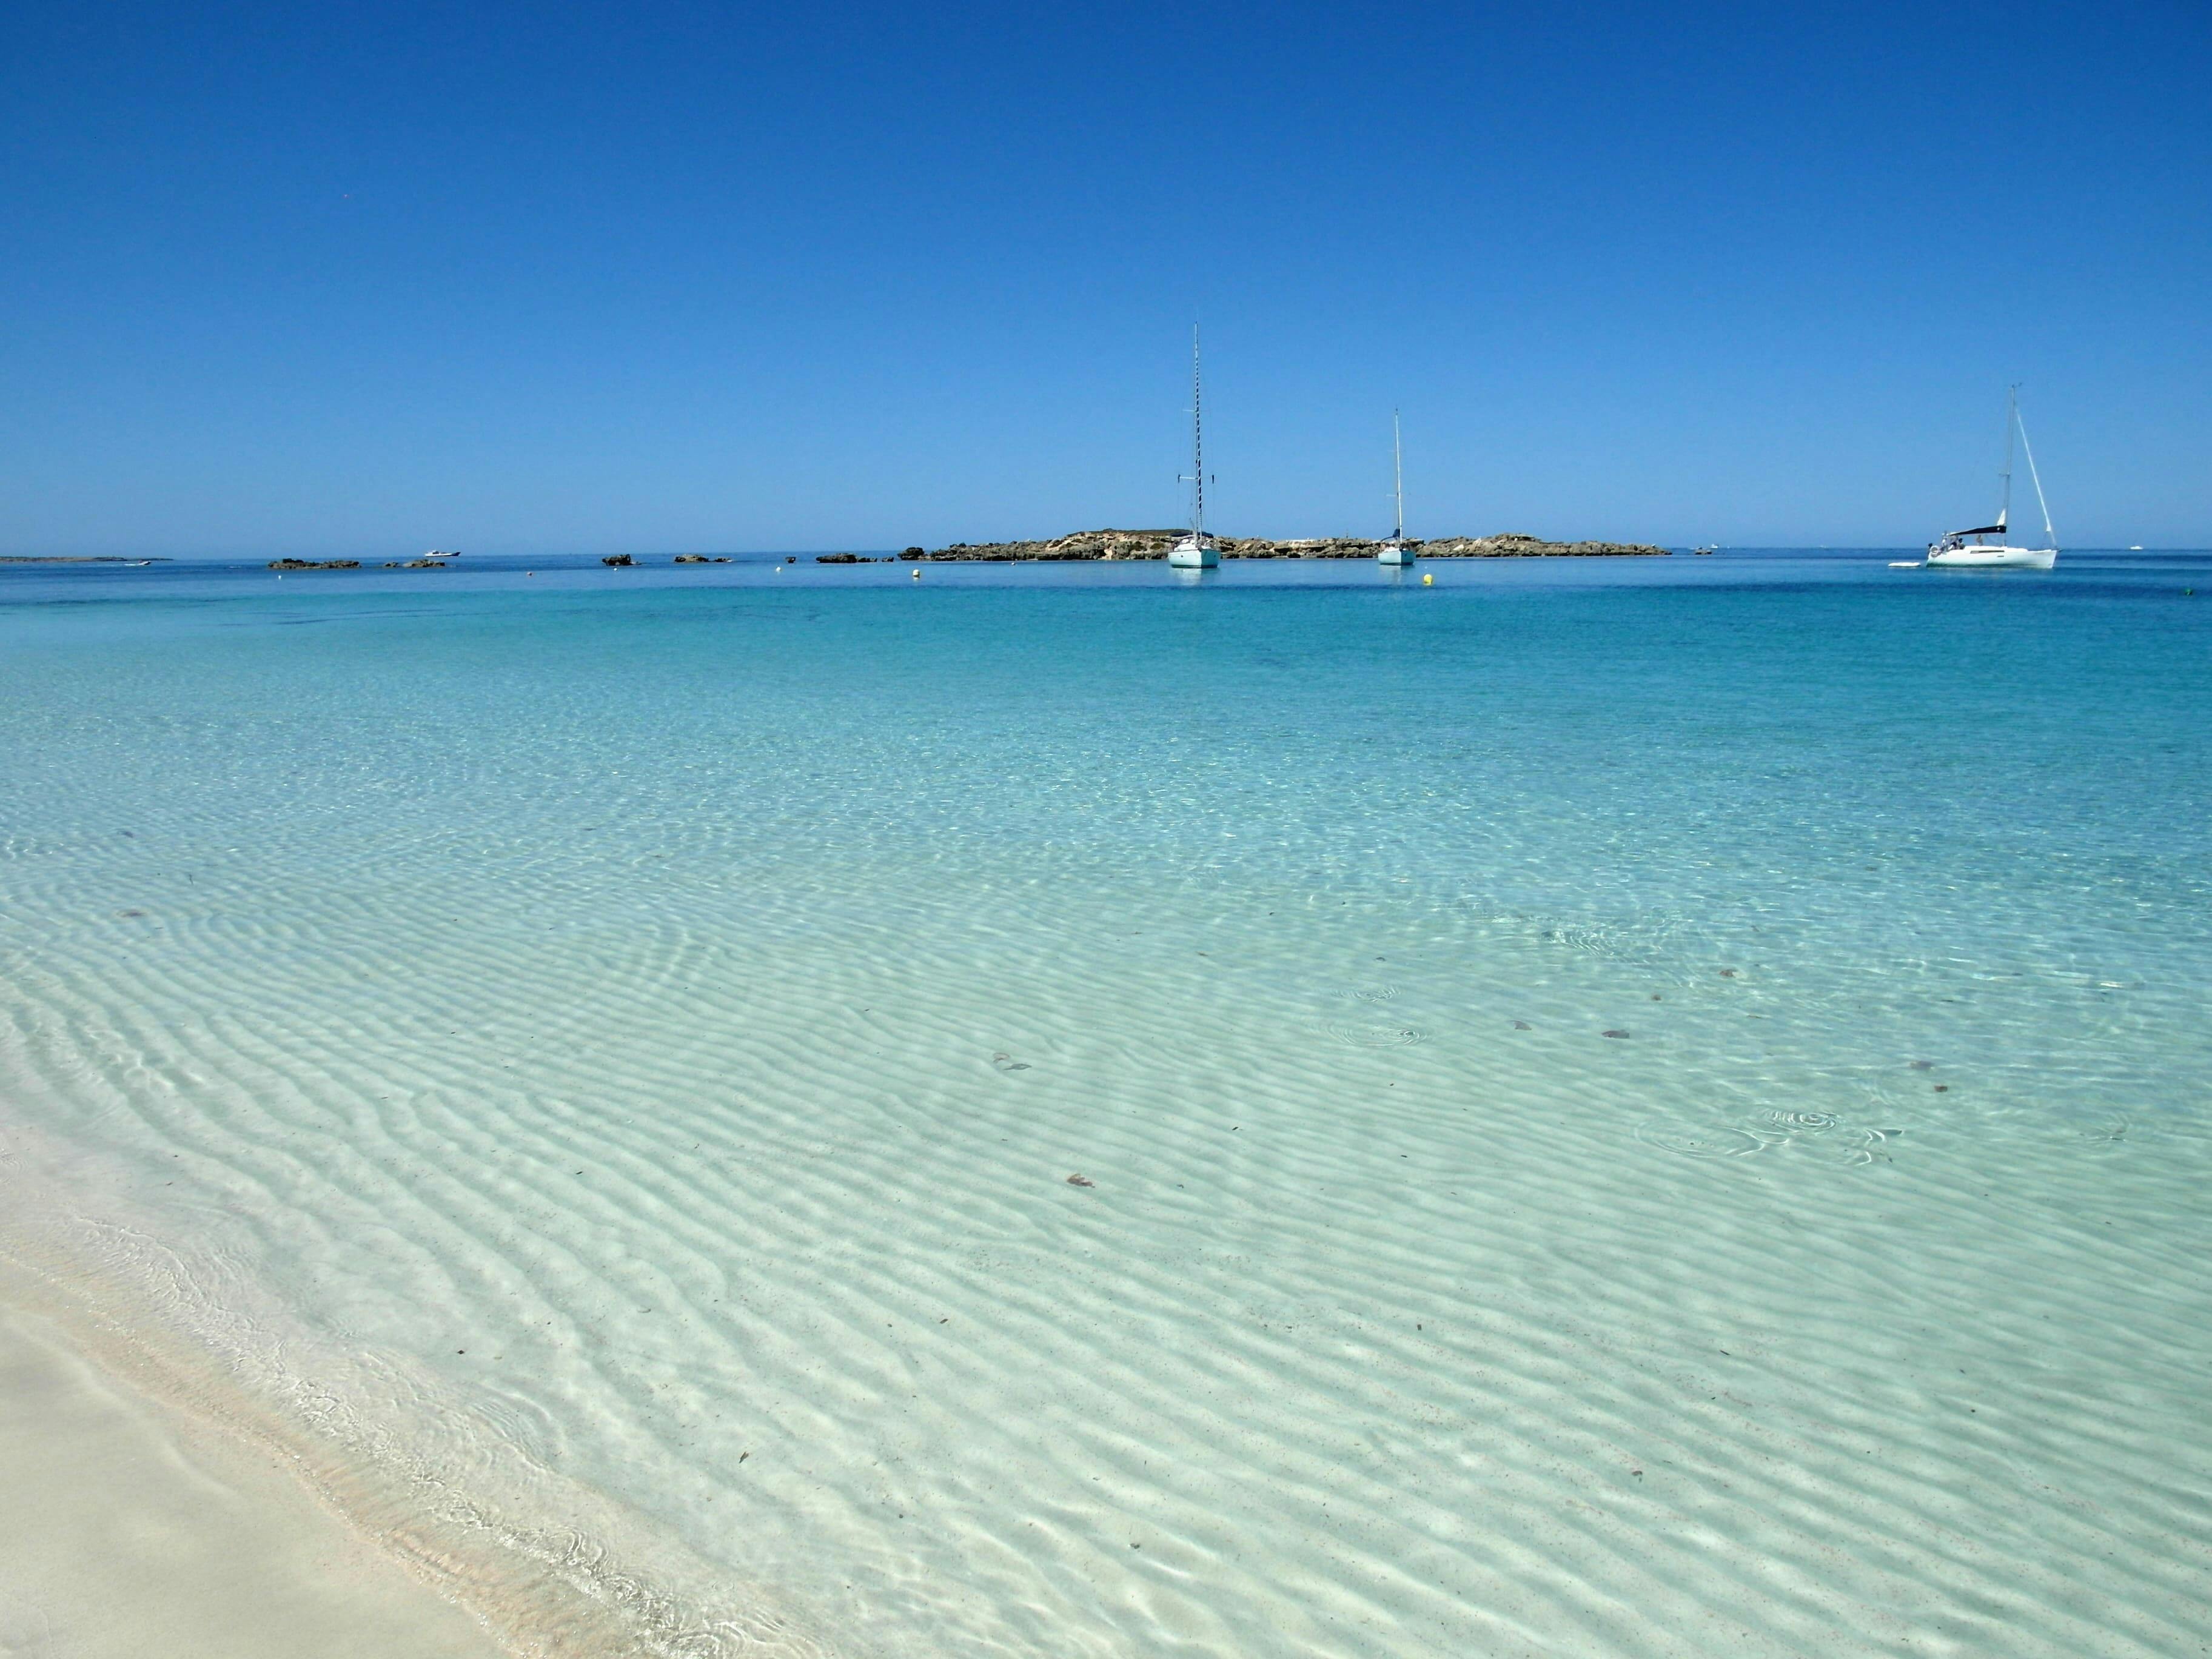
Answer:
[0, 1299, 504, 1659]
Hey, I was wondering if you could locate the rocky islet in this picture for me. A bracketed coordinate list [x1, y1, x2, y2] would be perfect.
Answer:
[910, 529, 1671, 561]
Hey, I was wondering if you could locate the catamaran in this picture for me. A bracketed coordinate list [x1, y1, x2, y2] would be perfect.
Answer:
[1923, 388, 2057, 570]
[1168, 327, 1219, 569]
[1378, 411, 1415, 566]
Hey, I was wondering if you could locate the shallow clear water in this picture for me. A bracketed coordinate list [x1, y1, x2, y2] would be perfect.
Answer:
[4, 550, 2210, 1657]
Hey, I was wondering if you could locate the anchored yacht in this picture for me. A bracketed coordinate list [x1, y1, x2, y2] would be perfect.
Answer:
[1168, 328, 1219, 569]
[1378, 411, 1415, 566]
[1923, 389, 2057, 570]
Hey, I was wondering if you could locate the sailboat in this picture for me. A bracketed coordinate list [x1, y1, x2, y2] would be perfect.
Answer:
[1925, 388, 2057, 570]
[1168, 327, 1219, 569]
[1377, 411, 1415, 566]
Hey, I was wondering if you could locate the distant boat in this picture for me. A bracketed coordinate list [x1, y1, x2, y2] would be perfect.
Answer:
[1377, 411, 1415, 566]
[423, 548, 461, 559]
[2130, 545, 2145, 551]
[1692, 545, 1717, 555]
[1925, 389, 2057, 570]
[1168, 328, 1219, 569]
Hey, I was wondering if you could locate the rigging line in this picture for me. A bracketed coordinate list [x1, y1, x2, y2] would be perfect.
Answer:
[2016, 412, 2057, 546]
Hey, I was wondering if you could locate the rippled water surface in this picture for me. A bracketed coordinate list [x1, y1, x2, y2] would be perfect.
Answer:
[4, 551, 2209, 1657]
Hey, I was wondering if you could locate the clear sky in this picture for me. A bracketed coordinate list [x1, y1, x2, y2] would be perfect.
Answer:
[4, 0, 2207, 555]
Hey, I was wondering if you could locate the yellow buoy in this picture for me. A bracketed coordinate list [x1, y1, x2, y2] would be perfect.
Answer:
[1421, 572, 1433, 586]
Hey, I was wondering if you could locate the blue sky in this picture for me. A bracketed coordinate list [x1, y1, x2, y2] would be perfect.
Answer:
[4, 0, 2207, 554]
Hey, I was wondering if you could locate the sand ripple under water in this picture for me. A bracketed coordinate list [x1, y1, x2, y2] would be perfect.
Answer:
[2, 556, 2209, 1657]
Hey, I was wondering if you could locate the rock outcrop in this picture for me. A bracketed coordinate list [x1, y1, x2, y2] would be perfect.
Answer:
[1416, 534, 1672, 559]
[602, 554, 635, 566]
[926, 530, 1184, 561]
[268, 559, 361, 571]
[913, 531, 1670, 561]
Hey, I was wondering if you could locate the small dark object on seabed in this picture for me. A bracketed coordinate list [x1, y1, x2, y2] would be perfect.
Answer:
[1513, 1020, 1532, 1030]
[1602, 1029, 1631, 1039]
[602, 554, 635, 566]
[1066, 1173, 1094, 1188]
[1717, 968, 1738, 977]
[269, 558, 360, 571]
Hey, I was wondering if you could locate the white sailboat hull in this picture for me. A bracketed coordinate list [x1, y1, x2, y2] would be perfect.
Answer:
[1925, 545, 2056, 570]
[1376, 540, 1416, 566]
[1168, 535, 1218, 568]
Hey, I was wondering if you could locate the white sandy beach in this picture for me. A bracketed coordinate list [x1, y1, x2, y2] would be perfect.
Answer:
[0, 1295, 504, 1659]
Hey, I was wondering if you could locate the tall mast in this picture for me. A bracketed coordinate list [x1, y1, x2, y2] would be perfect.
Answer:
[1392, 409, 1404, 541]
[1191, 326, 1205, 539]
[1999, 384, 2017, 533]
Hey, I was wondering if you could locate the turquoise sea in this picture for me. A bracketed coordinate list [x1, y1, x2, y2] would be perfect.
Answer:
[3, 549, 2209, 1657]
